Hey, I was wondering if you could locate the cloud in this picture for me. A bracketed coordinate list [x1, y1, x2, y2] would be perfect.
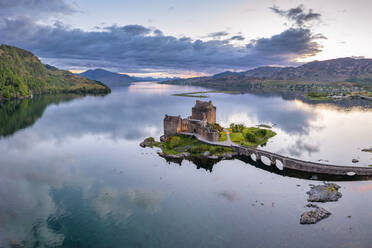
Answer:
[207, 31, 229, 39]
[230, 35, 245, 41]
[0, 0, 76, 18]
[0, 19, 325, 73]
[105, 24, 151, 36]
[287, 139, 320, 157]
[270, 5, 321, 27]
[248, 28, 325, 58]
[0, 3, 325, 74]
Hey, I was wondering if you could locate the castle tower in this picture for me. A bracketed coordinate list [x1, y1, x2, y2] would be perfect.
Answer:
[163, 115, 182, 136]
[190, 100, 216, 124]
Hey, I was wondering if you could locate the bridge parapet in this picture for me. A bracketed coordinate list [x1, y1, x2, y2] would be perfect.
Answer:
[234, 144, 372, 176]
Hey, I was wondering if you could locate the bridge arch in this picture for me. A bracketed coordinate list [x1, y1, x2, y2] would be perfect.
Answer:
[275, 159, 284, 170]
[260, 155, 272, 166]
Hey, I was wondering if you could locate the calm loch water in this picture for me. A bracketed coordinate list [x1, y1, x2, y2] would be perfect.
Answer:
[1, 82, 372, 248]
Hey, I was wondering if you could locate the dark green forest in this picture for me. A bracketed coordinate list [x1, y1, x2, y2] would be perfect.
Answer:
[0, 45, 110, 100]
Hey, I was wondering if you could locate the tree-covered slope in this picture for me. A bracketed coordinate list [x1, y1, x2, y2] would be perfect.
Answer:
[0, 45, 110, 100]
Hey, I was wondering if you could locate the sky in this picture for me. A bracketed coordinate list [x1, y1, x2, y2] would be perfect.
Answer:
[0, 0, 371, 77]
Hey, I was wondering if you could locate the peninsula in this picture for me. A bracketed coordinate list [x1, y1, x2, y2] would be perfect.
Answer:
[0, 45, 110, 101]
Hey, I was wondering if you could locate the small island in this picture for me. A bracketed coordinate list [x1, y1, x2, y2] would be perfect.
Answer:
[140, 100, 276, 162]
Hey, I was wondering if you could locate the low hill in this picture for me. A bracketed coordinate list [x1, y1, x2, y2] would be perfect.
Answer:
[79, 69, 134, 87]
[164, 57, 372, 93]
[0, 45, 110, 101]
[78, 69, 175, 87]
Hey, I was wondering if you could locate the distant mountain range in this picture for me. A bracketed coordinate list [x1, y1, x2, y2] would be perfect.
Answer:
[78, 69, 178, 87]
[240, 57, 372, 82]
[164, 57, 372, 92]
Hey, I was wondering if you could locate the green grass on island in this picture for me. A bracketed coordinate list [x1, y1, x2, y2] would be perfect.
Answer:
[219, 131, 227, 142]
[229, 123, 276, 147]
[304, 92, 330, 101]
[145, 135, 234, 156]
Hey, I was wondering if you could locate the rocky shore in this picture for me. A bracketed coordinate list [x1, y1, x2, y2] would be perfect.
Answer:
[362, 148, 372, 153]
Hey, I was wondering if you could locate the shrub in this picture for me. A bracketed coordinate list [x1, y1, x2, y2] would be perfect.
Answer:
[210, 146, 231, 154]
[2, 88, 10, 98]
[307, 92, 328, 97]
[244, 131, 257, 143]
[211, 123, 223, 132]
[168, 136, 182, 148]
[230, 123, 245, 133]
[255, 128, 268, 137]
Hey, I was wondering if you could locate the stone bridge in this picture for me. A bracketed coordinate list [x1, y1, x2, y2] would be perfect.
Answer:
[234, 146, 372, 176]
[180, 132, 372, 177]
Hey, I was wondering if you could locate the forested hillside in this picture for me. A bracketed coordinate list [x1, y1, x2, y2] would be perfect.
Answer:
[0, 45, 110, 100]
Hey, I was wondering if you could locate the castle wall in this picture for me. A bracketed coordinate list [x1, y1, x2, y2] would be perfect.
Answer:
[206, 106, 216, 124]
[204, 131, 220, 142]
[164, 115, 182, 136]
[180, 119, 190, 132]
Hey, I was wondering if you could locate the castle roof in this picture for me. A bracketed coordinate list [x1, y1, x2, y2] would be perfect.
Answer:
[194, 100, 214, 109]
[164, 115, 181, 121]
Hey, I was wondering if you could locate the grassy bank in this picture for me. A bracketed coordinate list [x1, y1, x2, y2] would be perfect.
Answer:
[229, 123, 276, 147]
[304, 92, 330, 101]
[219, 131, 227, 142]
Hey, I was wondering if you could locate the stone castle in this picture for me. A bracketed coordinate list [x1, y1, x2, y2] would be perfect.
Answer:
[163, 100, 220, 142]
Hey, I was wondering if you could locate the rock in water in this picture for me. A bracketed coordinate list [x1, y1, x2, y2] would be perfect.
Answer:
[257, 124, 272, 128]
[307, 183, 342, 202]
[362, 148, 372, 153]
[300, 207, 331, 224]
[140, 137, 157, 147]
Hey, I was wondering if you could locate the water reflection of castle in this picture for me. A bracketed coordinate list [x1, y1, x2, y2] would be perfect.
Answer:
[163, 100, 220, 142]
